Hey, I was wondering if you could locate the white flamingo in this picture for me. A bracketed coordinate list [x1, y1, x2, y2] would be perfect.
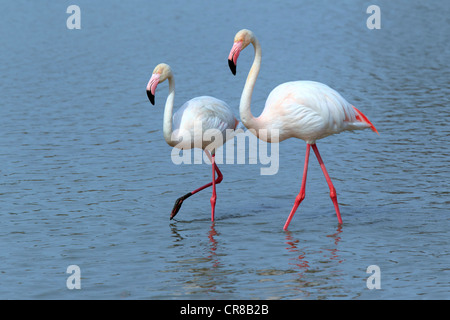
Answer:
[228, 29, 378, 230]
[146, 63, 240, 221]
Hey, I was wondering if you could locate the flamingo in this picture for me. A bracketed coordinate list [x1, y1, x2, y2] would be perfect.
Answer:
[227, 29, 378, 230]
[146, 63, 240, 221]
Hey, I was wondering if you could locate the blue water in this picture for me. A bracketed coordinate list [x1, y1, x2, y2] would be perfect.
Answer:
[0, 0, 448, 299]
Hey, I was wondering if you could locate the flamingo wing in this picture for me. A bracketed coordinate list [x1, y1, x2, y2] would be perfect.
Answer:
[261, 81, 375, 143]
[172, 96, 238, 149]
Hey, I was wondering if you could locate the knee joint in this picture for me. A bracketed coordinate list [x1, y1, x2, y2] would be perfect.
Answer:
[329, 187, 337, 199]
[296, 193, 305, 203]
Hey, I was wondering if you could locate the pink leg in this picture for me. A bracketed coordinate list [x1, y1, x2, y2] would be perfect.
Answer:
[311, 144, 343, 224]
[210, 153, 217, 222]
[170, 150, 222, 220]
[283, 144, 311, 230]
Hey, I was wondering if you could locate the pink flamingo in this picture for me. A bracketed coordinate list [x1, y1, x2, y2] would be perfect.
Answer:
[146, 63, 240, 221]
[228, 29, 378, 230]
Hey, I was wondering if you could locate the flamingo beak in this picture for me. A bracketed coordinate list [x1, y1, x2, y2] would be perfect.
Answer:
[147, 90, 155, 105]
[170, 192, 193, 220]
[146, 73, 160, 105]
[228, 41, 242, 75]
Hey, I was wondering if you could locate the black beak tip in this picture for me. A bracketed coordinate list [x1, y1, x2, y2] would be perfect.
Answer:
[147, 90, 155, 105]
[170, 192, 192, 220]
[228, 59, 236, 76]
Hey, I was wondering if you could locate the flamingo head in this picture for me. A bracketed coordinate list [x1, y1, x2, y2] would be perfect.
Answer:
[146, 63, 172, 105]
[228, 29, 255, 75]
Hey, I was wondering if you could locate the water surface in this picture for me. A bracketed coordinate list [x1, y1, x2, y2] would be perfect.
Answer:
[0, 0, 448, 299]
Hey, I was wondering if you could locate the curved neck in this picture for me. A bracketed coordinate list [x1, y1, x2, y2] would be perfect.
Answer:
[163, 73, 176, 147]
[240, 37, 262, 130]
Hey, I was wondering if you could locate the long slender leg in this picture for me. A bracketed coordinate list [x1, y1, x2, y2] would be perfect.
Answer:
[210, 152, 217, 222]
[283, 144, 311, 230]
[170, 150, 223, 220]
[311, 144, 343, 224]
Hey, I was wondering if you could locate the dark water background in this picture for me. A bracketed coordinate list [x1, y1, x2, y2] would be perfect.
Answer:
[0, 0, 448, 299]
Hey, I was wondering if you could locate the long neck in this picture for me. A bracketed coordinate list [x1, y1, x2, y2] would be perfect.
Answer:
[240, 37, 263, 130]
[163, 74, 176, 147]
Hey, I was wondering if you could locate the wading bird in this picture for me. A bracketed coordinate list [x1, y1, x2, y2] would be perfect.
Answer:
[146, 63, 241, 221]
[228, 29, 378, 230]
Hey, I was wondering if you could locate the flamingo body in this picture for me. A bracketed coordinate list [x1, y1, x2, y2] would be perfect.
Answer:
[146, 63, 240, 221]
[228, 29, 378, 230]
[172, 96, 238, 151]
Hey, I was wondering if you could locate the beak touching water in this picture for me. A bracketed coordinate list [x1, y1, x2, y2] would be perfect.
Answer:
[228, 41, 242, 75]
[146, 73, 160, 105]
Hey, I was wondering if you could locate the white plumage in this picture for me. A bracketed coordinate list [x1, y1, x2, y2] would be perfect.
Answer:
[146, 63, 240, 221]
[259, 80, 373, 143]
[172, 96, 238, 151]
[228, 29, 378, 230]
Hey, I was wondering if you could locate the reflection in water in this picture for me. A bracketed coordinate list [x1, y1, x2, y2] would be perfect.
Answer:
[284, 230, 313, 298]
[285, 225, 344, 290]
[325, 224, 343, 263]
[167, 222, 224, 297]
[207, 223, 220, 268]
[168, 221, 221, 271]
[169, 221, 185, 247]
[285, 231, 310, 275]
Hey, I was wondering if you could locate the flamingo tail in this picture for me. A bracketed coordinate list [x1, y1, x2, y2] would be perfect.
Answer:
[352, 106, 378, 134]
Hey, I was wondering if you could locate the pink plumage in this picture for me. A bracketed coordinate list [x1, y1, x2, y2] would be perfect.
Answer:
[258, 80, 377, 143]
[228, 29, 378, 230]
